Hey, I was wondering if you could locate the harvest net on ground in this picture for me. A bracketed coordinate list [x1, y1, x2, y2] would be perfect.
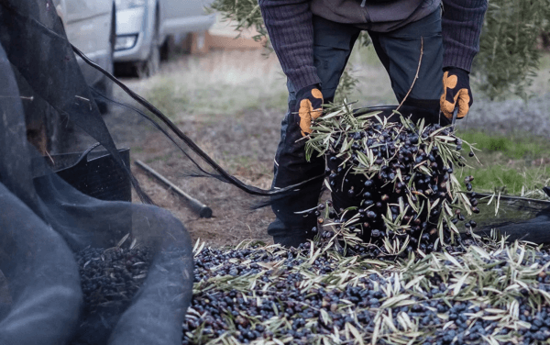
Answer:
[1, 1, 550, 345]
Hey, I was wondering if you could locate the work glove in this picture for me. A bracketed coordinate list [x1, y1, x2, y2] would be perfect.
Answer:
[440, 68, 473, 121]
[294, 85, 323, 136]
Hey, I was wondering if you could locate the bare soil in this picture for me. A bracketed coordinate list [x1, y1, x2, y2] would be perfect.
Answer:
[88, 49, 550, 248]
[101, 88, 284, 248]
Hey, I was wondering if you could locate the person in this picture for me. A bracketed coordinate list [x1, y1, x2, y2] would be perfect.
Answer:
[258, 0, 488, 247]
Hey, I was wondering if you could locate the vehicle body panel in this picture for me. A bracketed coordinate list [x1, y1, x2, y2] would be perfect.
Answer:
[161, 0, 212, 35]
[53, 0, 114, 87]
[116, 7, 146, 34]
[114, 0, 215, 63]
[114, 0, 156, 62]
[30, 0, 115, 151]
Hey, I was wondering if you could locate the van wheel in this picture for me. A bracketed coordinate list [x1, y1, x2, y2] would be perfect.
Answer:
[137, 44, 160, 78]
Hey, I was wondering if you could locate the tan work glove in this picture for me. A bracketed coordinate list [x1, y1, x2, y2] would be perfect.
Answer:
[294, 85, 323, 136]
[440, 68, 473, 121]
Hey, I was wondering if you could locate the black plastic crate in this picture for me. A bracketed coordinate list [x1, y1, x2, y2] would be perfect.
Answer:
[47, 143, 132, 202]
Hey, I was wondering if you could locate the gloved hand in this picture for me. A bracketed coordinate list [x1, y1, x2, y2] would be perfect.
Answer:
[440, 68, 473, 121]
[294, 85, 323, 136]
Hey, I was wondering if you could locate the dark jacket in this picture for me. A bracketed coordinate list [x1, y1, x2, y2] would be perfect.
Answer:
[310, 0, 439, 29]
[259, 0, 487, 91]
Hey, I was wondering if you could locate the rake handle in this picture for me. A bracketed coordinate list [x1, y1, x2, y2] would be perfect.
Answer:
[135, 160, 213, 218]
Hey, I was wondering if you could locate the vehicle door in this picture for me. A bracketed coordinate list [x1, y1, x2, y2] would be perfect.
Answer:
[163, 0, 212, 23]
[55, 0, 112, 59]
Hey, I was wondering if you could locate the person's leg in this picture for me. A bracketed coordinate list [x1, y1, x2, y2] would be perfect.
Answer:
[268, 16, 361, 247]
[369, 9, 446, 124]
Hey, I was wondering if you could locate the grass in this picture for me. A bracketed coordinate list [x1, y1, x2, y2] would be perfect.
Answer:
[461, 165, 550, 196]
[459, 130, 550, 196]
[460, 131, 550, 160]
[142, 50, 288, 118]
[146, 80, 189, 120]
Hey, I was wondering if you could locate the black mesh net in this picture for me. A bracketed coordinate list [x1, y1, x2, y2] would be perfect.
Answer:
[472, 191, 550, 243]
[0, 2, 194, 344]
[1, 0, 550, 344]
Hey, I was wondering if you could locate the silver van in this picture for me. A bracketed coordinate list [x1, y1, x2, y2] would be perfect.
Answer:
[53, 0, 116, 112]
[114, 0, 216, 77]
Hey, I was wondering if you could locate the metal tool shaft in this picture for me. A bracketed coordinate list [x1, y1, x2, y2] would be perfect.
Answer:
[135, 160, 213, 218]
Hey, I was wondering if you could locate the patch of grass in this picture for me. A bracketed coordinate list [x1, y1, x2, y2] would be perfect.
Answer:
[458, 130, 550, 195]
[142, 50, 289, 118]
[147, 79, 284, 118]
[147, 80, 189, 119]
[459, 130, 550, 160]
[225, 154, 271, 175]
[352, 44, 382, 66]
[460, 165, 550, 195]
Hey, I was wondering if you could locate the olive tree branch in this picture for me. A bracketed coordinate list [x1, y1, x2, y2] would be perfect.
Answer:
[396, 36, 424, 112]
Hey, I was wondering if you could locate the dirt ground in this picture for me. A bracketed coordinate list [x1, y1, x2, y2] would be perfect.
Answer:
[97, 61, 286, 248]
[84, 48, 550, 249]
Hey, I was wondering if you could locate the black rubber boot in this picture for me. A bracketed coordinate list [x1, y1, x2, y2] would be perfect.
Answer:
[268, 218, 314, 248]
